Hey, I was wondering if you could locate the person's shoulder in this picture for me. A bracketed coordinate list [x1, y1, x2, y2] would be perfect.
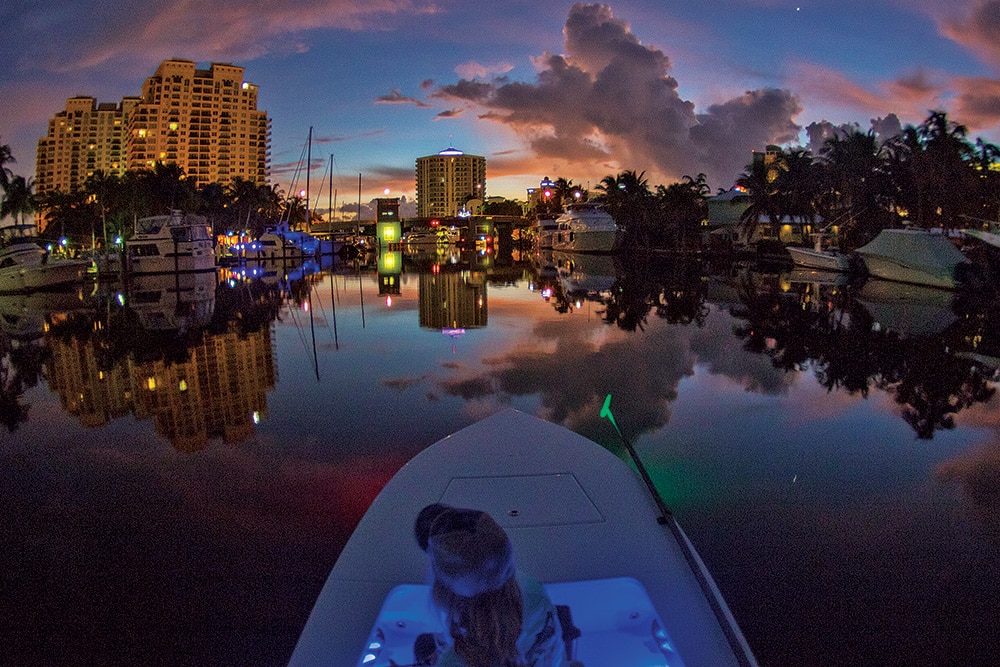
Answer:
[437, 648, 464, 667]
[516, 572, 550, 602]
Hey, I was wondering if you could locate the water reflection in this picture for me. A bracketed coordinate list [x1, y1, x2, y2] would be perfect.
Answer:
[528, 252, 1000, 440]
[4, 252, 1000, 445]
[4, 250, 1000, 665]
[1, 272, 283, 451]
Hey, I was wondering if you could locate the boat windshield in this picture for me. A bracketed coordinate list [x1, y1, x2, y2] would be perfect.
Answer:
[135, 218, 165, 236]
[357, 577, 679, 667]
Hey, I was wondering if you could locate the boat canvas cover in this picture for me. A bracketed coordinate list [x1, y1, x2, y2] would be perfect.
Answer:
[855, 230, 967, 282]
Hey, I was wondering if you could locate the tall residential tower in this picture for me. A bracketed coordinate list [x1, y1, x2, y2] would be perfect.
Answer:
[36, 59, 270, 200]
[415, 147, 486, 219]
[128, 60, 270, 187]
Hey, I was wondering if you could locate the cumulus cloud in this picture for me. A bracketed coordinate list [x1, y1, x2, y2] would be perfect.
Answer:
[433, 3, 803, 190]
[431, 305, 790, 443]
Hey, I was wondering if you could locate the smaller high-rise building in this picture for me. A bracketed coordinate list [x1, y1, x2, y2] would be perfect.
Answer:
[415, 147, 486, 219]
[35, 95, 139, 197]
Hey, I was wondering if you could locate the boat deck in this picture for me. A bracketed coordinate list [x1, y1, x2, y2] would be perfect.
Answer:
[291, 410, 755, 666]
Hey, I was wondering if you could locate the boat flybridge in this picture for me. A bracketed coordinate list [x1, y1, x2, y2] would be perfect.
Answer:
[291, 401, 757, 667]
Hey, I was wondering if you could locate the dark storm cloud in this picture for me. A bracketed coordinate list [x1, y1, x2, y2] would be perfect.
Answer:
[689, 89, 802, 181]
[433, 3, 803, 190]
[870, 114, 903, 139]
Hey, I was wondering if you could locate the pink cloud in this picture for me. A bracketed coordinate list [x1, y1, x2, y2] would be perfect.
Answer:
[454, 60, 514, 80]
[940, 1, 1000, 69]
[786, 60, 1000, 130]
[951, 76, 1000, 132]
[14, 0, 441, 75]
[374, 88, 430, 107]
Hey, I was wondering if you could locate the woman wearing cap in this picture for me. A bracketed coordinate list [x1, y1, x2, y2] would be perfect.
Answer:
[414, 503, 565, 667]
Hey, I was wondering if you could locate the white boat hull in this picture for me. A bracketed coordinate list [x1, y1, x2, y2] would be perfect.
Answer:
[552, 203, 619, 253]
[855, 229, 968, 289]
[552, 229, 618, 253]
[860, 256, 957, 289]
[125, 212, 217, 274]
[0, 257, 88, 293]
[291, 409, 756, 667]
[786, 246, 850, 272]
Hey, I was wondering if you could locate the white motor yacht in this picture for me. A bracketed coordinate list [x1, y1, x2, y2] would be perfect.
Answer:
[552, 203, 619, 253]
[0, 232, 89, 293]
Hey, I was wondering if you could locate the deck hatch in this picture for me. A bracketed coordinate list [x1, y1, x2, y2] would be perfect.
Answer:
[441, 473, 603, 527]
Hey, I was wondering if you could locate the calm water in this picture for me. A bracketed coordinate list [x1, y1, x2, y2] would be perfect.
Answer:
[3, 249, 999, 666]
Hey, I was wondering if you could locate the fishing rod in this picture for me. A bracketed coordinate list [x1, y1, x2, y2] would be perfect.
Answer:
[600, 393, 757, 667]
[599, 393, 671, 524]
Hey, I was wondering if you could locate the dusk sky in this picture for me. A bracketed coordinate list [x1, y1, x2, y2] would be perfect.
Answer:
[2, 0, 1000, 203]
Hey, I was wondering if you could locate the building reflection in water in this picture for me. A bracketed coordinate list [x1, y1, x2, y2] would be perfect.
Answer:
[418, 267, 488, 331]
[43, 272, 280, 452]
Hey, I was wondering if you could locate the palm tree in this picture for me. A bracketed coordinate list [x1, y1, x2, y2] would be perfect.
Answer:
[735, 158, 778, 244]
[595, 170, 653, 248]
[654, 174, 710, 250]
[971, 138, 1000, 227]
[818, 129, 896, 248]
[887, 111, 978, 229]
[773, 147, 819, 227]
[0, 175, 37, 234]
[0, 141, 14, 193]
[553, 177, 586, 207]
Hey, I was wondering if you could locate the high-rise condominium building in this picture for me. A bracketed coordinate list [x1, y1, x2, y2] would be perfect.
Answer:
[36, 59, 270, 201]
[36, 96, 140, 197]
[128, 59, 270, 187]
[415, 147, 486, 219]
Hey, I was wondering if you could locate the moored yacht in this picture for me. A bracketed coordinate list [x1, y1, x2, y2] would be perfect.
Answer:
[241, 222, 320, 260]
[1, 230, 89, 293]
[552, 202, 619, 253]
[123, 211, 216, 274]
[855, 228, 969, 289]
[786, 233, 851, 273]
[533, 216, 558, 249]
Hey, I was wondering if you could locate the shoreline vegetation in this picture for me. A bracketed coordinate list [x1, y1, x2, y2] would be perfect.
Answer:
[3, 110, 999, 256]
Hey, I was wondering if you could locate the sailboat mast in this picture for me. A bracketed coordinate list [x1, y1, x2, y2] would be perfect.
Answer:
[305, 126, 312, 234]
